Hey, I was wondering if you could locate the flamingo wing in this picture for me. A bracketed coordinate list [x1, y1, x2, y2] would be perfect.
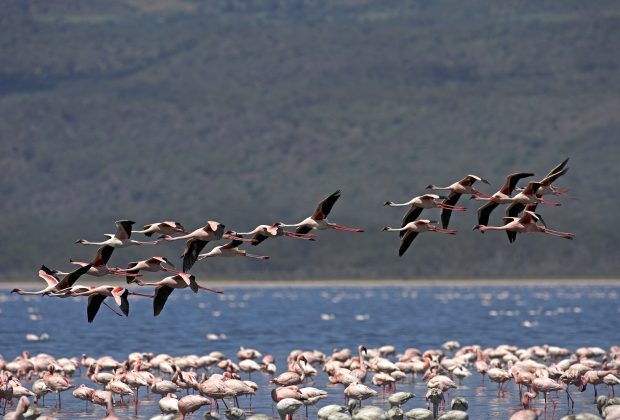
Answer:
[57, 263, 93, 290]
[400, 207, 423, 237]
[440, 192, 461, 229]
[252, 233, 269, 246]
[112, 288, 130, 316]
[312, 190, 341, 220]
[295, 225, 313, 235]
[399, 231, 419, 257]
[540, 167, 568, 186]
[154, 285, 174, 316]
[544, 158, 569, 179]
[87, 294, 106, 323]
[92, 245, 114, 267]
[501, 172, 535, 195]
[38, 267, 59, 287]
[115, 220, 135, 240]
[477, 201, 499, 226]
[505, 202, 525, 243]
[182, 239, 208, 272]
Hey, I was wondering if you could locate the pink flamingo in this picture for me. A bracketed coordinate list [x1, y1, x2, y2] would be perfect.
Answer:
[11, 263, 92, 296]
[132, 220, 189, 237]
[426, 174, 490, 228]
[473, 210, 574, 240]
[198, 235, 270, 261]
[522, 377, 564, 410]
[124, 256, 178, 284]
[43, 365, 75, 408]
[160, 221, 253, 271]
[473, 172, 535, 226]
[385, 194, 466, 237]
[75, 220, 159, 248]
[63, 245, 142, 278]
[134, 272, 223, 316]
[70, 285, 154, 322]
[279, 190, 364, 234]
[236, 222, 317, 245]
[382, 220, 457, 256]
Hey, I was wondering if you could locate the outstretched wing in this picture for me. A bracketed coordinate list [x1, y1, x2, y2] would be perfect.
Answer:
[477, 201, 499, 226]
[115, 220, 135, 240]
[501, 172, 535, 195]
[441, 192, 461, 229]
[312, 190, 341, 220]
[399, 231, 419, 257]
[87, 294, 106, 323]
[545, 158, 569, 179]
[154, 286, 174, 316]
[505, 203, 525, 243]
[57, 263, 93, 290]
[252, 233, 269, 246]
[182, 239, 208, 272]
[92, 245, 114, 266]
[400, 207, 423, 237]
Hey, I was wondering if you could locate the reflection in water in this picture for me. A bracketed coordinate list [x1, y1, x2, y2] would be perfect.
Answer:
[0, 284, 618, 419]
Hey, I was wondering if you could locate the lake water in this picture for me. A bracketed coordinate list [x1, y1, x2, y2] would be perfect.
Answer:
[1, 282, 618, 419]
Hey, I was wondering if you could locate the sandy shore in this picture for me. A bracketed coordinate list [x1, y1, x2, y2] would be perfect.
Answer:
[1, 278, 619, 289]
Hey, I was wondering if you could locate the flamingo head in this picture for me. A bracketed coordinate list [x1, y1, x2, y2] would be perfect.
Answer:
[383, 201, 393, 206]
[381, 227, 390, 231]
[75, 239, 86, 244]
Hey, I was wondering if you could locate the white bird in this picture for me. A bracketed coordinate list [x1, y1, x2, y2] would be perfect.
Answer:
[132, 220, 189, 237]
[383, 220, 457, 256]
[75, 220, 159, 248]
[279, 190, 364, 234]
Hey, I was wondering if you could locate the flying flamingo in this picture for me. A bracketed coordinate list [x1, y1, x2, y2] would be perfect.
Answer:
[61, 245, 142, 278]
[75, 220, 159, 248]
[472, 172, 535, 226]
[132, 220, 189, 237]
[279, 190, 364, 234]
[69, 285, 154, 322]
[516, 158, 570, 197]
[384, 194, 466, 237]
[382, 220, 457, 256]
[236, 223, 317, 245]
[160, 221, 253, 272]
[473, 210, 574, 240]
[11, 263, 92, 296]
[198, 235, 270, 261]
[133, 272, 223, 316]
[124, 256, 178, 284]
[426, 175, 490, 228]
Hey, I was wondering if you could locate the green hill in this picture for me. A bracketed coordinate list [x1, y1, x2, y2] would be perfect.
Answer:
[1, 0, 619, 280]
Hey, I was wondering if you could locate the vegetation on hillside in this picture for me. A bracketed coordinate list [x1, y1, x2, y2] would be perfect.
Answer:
[1, 0, 619, 280]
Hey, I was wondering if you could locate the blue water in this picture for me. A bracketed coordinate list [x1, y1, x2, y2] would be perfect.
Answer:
[1, 283, 618, 419]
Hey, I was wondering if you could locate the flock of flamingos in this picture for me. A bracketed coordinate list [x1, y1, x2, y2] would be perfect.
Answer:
[11, 158, 576, 322]
[5, 158, 615, 420]
[0, 342, 619, 419]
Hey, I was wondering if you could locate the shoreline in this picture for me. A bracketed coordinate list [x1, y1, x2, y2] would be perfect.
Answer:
[1, 278, 619, 289]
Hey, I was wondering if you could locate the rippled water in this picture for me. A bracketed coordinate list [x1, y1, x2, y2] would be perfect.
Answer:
[1, 283, 618, 419]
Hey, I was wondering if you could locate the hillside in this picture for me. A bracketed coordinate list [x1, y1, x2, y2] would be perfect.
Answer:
[1, 0, 619, 280]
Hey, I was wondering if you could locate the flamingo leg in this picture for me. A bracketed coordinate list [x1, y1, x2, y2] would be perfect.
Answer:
[197, 284, 224, 294]
[330, 225, 364, 232]
[245, 253, 270, 260]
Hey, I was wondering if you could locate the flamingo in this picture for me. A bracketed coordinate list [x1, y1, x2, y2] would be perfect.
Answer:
[75, 220, 159, 248]
[11, 263, 92, 296]
[517, 158, 570, 197]
[198, 235, 270, 261]
[473, 210, 574, 240]
[271, 356, 307, 387]
[132, 220, 189, 237]
[382, 220, 457, 256]
[349, 345, 368, 384]
[43, 365, 75, 408]
[160, 221, 253, 272]
[236, 223, 316, 245]
[69, 285, 154, 322]
[279, 190, 364, 234]
[384, 194, 466, 237]
[63, 245, 142, 278]
[124, 256, 178, 284]
[134, 273, 223, 316]
[521, 377, 564, 409]
[426, 175, 490, 228]
[3, 396, 29, 420]
[473, 172, 535, 226]
[276, 397, 304, 420]
[159, 393, 179, 414]
[344, 383, 378, 406]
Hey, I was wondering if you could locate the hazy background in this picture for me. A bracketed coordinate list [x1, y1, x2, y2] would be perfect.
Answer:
[1, 0, 619, 280]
